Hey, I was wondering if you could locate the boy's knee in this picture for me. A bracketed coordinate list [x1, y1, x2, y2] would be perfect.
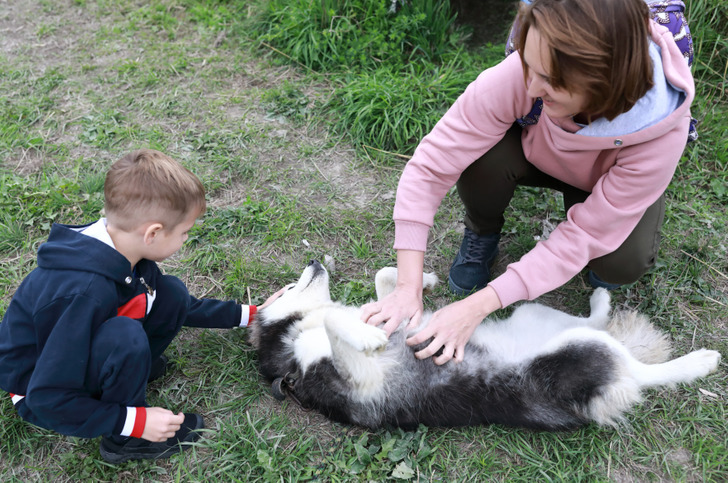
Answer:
[92, 317, 150, 364]
[87, 317, 150, 405]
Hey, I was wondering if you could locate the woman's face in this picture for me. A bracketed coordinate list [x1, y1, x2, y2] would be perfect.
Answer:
[523, 27, 588, 119]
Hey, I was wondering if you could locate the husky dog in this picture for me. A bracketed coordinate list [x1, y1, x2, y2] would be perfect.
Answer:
[249, 261, 720, 430]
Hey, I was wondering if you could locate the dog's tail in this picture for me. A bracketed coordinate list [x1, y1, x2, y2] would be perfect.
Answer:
[606, 310, 672, 364]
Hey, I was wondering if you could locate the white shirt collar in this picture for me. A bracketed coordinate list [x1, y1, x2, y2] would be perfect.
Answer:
[79, 218, 116, 249]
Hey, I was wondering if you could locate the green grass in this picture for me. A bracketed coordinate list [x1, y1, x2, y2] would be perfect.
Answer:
[1, 0, 726, 481]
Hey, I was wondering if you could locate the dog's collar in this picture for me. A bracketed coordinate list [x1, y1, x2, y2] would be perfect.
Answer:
[271, 370, 304, 407]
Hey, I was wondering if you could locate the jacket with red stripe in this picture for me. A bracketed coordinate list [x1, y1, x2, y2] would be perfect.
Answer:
[0, 222, 242, 438]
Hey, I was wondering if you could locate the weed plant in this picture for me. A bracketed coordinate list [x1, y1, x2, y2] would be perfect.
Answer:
[253, 0, 468, 72]
[0, 0, 726, 481]
[250, 0, 505, 155]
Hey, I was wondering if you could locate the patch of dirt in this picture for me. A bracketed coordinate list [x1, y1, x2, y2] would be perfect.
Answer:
[0, 148, 47, 175]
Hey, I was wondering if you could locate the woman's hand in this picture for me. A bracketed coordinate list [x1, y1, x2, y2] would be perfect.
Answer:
[360, 249, 425, 336]
[361, 284, 424, 336]
[406, 285, 502, 365]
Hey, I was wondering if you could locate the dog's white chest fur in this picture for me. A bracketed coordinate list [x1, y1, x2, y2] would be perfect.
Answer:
[290, 306, 392, 401]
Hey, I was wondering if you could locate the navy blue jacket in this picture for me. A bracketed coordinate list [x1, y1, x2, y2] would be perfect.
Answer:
[0, 222, 242, 438]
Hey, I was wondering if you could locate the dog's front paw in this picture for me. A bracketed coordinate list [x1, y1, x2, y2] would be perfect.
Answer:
[352, 323, 389, 355]
[324, 313, 388, 355]
[375, 267, 398, 300]
[422, 272, 438, 294]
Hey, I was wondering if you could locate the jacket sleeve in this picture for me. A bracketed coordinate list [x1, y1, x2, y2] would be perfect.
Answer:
[393, 53, 532, 251]
[143, 261, 243, 329]
[185, 296, 243, 329]
[24, 295, 129, 438]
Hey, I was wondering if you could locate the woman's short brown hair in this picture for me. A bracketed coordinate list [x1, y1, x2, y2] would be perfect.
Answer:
[104, 149, 206, 231]
[516, 0, 653, 121]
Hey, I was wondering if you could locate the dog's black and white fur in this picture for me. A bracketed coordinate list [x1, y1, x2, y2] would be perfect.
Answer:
[250, 261, 720, 431]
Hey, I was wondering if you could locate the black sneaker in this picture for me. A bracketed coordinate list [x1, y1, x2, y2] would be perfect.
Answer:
[99, 413, 204, 464]
[448, 228, 500, 296]
[587, 270, 621, 290]
[148, 354, 170, 383]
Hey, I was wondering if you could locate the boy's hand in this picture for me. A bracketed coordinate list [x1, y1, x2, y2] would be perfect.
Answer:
[141, 407, 184, 442]
[258, 285, 292, 310]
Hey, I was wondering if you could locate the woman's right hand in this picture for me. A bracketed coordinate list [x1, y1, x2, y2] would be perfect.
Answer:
[360, 283, 424, 336]
[360, 249, 426, 336]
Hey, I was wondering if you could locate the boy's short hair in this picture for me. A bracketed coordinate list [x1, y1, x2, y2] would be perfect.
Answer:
[104, 149, 206, 231]
[516, 0, 653, 121]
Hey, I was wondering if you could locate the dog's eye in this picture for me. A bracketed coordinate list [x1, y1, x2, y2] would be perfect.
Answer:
[284, 283, 296, 291]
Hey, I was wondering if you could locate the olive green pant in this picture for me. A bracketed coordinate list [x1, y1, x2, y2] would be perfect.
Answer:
[456, 125, 666, 285]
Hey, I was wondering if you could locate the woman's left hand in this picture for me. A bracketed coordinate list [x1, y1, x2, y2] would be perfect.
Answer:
[405, 285, 501, 365]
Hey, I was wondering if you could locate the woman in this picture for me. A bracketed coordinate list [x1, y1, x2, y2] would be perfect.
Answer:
[361, 0, 695, 365]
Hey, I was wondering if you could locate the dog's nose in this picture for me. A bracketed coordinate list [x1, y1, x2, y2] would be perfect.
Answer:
[307, 260, 325, 273]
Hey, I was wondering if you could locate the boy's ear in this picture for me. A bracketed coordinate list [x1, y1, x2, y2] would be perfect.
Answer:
[143, 222, 164, 245]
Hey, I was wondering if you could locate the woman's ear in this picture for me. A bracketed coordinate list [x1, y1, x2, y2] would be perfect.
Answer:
[143, 222, 164, 245]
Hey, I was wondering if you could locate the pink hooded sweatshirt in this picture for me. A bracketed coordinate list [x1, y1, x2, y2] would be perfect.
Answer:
[393, 21, 695, 308]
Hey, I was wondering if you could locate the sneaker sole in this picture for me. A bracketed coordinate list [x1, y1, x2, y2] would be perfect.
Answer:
[100, 415, 204, 464]
[100, 442, 183, 464]
[447, 275, 485, 296]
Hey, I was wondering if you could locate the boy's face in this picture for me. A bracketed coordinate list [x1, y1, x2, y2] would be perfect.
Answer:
[145, 211, 198, 262]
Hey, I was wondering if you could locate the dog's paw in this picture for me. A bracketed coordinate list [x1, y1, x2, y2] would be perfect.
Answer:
[351, 323, 389, 355]
[375, 268, 439, 299]
[590, 287, 610, 309]
[588, 288, 611, 322]
[375, 267, 398, 300]
[684, 349, 721, 376]
[422, 272, 438, 294]
[325, 313, 388, 355]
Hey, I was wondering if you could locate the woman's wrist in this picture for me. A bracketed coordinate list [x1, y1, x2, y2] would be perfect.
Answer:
[395, 249, 425, 290]
[467, 285, 502, 319]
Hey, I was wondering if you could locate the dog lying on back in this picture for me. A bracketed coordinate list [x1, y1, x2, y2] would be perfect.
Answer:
[249, 261, 720, 430]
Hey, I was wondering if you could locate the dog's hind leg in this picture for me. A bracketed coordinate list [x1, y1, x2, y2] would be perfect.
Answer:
[583, 288, 611, 329]
[375, 268, 438, 300]
[520, 331, 636, 428]
[627, 348, 721, 388]
[588, 347, 721, 426]
[575, 332, 720, 425]
[525, 328, 719, 426]
[323, 311, 390, 401]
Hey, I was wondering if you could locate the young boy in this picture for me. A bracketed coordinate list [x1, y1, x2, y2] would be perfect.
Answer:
[0, 149, 281, 464]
